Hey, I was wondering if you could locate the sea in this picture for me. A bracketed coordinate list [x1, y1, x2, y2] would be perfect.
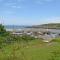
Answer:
[4, 25, 26, 31]
[4, 25, 60, 34]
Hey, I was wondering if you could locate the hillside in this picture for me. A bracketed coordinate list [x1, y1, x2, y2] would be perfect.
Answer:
[4, 23, 60, 29]
[32, 23, 60, 29]
[0, 24, 60, 60]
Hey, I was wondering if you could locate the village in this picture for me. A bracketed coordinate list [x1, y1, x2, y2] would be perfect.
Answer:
[7, 28, 60, 42]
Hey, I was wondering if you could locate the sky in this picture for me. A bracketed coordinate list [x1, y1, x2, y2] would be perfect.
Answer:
[0, 0, 60, 25]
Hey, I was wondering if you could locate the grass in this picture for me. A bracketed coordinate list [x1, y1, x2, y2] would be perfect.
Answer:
[0, 37, 60, 60]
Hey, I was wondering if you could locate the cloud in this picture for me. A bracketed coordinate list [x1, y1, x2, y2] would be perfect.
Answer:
[4, 0, 22, 9]
[3, 10, 14, 14]
[45, 0, 53, 2]
[35, 0, 43, 5]
[35, 0, 54, 5]
[47, 17, 60, 21]
[11, 5, 21, 9]
[30, 17, 60, 25]
[43, 17, 60, 24]
[17, 0, 23, 1]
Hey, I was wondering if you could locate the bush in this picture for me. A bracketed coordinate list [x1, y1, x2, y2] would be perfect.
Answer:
[52, 38, 60, 43]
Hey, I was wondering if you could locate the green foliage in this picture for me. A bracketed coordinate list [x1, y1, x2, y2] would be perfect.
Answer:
[0, 24, 6, 33]
[0, 34, 36, 49]
[0, 24, 7, 36]
[0, 38, 60, 60]
[33, 23, 60, 29]
[21, 35, 35, 42]
[52, 38, 60, 42]
[0, 24, 60, 60]
[49, 50, 60, 60]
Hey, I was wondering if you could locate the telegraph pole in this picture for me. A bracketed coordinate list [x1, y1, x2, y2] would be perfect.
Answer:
[0, 16, 4, 25]
[2, 16, 4, 25]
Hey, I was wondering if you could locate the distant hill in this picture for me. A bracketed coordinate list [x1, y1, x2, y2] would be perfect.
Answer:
[4, 25, 26, 29]
[32, 23, 60, 29]
[4, 25, 32, 29]
[4, 23, 60, 29]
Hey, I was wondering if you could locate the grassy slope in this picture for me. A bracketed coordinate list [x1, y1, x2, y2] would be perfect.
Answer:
[32, 23, 60, 29]
[0, 38, 60, 60]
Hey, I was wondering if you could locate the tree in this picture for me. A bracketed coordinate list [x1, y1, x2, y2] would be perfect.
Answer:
[0, 24, 6, 35]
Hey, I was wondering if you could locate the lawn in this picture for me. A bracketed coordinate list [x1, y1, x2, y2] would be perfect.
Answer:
[0, 38, 60, 60]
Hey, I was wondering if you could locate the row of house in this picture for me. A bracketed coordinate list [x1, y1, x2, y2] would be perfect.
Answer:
[11, 29, 60, 42]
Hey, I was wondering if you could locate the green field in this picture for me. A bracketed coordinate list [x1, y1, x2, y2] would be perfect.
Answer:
[0, 37, 60, 60]
[0, 24, 60, 60]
